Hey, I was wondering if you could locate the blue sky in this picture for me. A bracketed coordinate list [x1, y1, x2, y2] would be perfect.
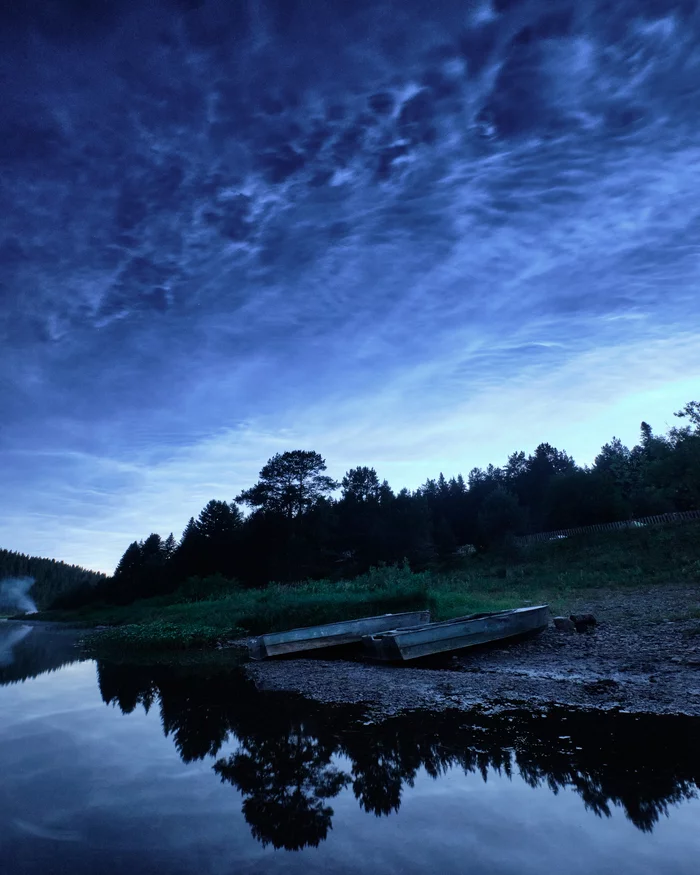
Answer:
[2, 0, 699, 572]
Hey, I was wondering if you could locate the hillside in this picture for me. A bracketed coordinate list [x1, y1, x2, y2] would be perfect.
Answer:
[0, 548, 108, 612]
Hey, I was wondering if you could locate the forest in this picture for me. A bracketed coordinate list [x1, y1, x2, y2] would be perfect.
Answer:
[0, 549, 107, 612]
[50, 400, 700, 610]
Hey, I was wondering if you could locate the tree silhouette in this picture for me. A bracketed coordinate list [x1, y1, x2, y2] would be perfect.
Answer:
[49, 399, 700, 606]
[341, 466, 382, 503]
[173, 517, 203, 582]
[111, 541, 146, 602]
[113, 541, 143, 581]
[235, 451, 338, 519]
[674, 400, 700, 427]
[192, 500, 243, 578]
[478, 487, 525, 545]
[162, 533, 177, 560]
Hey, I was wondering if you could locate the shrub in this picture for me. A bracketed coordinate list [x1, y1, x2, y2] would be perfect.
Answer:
[176, 574, 241, 603]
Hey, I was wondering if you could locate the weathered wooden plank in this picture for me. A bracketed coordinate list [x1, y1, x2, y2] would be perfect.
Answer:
[249, 610, 431, 659]
[363, 605, 549, 662]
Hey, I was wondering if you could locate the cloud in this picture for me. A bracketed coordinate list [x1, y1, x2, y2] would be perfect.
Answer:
[3, 327, 698, 573]
[2, 0, 700, 569]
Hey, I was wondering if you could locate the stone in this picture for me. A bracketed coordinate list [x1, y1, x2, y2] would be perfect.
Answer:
[553, 617, 576, 633]
[570, 613, 597, 632]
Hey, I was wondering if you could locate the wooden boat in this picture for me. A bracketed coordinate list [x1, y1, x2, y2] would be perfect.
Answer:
[362, 605, 549, 662]
[249, 610, 431, 660]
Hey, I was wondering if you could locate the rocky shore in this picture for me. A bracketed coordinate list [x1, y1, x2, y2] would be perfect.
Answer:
[245, 585, 700, 717]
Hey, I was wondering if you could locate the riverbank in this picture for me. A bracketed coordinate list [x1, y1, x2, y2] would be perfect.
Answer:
[246, 584, 700, 717]
[32, 522, 700, 661]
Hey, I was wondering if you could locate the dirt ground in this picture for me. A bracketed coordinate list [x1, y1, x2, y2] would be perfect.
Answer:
[244, 585, 700, 717]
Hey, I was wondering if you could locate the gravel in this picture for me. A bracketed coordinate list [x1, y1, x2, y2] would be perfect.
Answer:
[244, 585, 700, 717]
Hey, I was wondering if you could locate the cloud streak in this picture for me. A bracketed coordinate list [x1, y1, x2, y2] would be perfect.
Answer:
[4, 329, 698, 572]
[1, 0, 699, 570]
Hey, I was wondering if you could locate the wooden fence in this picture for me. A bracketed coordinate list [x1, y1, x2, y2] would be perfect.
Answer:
[514, 509, 700, 546]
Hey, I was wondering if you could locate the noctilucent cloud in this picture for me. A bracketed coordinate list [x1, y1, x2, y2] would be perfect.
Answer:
[2, 0, 699, 572]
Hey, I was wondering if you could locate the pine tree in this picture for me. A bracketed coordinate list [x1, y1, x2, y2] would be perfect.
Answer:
[341, 467, 381, 503]
[235, 451, 338, 518]
[113, 541, 144, 580]
[163, 533, 177, 560]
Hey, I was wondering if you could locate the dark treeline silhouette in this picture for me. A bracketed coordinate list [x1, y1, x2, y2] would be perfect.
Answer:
[0, 548, 107, 611]
[96, 660, 700, 849]
[64, 402, 700, 606]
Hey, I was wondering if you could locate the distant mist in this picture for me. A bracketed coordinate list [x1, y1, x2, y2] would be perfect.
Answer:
[0, 624, 32, 667]
[0, 577, 37, 615]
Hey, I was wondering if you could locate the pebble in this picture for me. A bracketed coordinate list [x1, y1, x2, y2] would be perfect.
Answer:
[245, 585, 700, 718]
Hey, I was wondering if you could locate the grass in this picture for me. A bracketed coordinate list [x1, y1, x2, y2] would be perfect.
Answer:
[41, 520, 700, 653]
[86, 621, 242, 651]
[70, 566, 433, 652]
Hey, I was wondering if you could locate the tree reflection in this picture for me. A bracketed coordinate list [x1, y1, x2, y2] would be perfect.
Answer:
[510, 711, 699, 833]
[215, 728, 349, 850]
[97, 661, 253, 762]
[96, 659, 700, 848]
[0, 623, 81, 685]
[98, 661, 158, 715]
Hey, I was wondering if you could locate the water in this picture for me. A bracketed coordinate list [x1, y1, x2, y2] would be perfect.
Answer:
[1, 622, 699, 874]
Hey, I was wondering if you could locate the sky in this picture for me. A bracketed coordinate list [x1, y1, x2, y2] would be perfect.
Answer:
[2, 0, 699, 573]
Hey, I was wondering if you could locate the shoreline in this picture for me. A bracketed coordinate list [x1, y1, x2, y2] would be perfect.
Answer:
[245, 584, 700, 718]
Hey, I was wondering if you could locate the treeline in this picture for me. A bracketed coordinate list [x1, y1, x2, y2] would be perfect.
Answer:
[61, 401, 700, 608]
[0, 548, 108, 611]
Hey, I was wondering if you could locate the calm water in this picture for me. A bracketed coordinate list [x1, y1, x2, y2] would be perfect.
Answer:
[1, 622, 699, 874]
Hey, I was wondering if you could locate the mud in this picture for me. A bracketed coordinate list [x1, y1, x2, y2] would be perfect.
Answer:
[244, 585, 700, 717]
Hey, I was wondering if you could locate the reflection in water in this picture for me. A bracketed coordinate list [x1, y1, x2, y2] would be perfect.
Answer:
[96, 660, 700, 851]
[0, 623, 32, 666]
[216, 730, 349, 850]
[0, 621, 82, 684]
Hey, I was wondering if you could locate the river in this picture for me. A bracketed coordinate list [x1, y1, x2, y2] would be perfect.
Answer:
[1, 621, 699, 874]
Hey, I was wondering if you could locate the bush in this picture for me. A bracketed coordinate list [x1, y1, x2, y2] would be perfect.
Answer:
[175, 574, 241, 603]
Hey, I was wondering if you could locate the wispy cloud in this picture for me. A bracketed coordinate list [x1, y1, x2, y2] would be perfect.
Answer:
[4, 329, 698, 572]
[1, 0, 699, 570]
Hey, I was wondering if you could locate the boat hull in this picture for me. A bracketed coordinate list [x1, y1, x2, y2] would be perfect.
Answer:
[249, 610, 431, 660]
[362, 605, 549, 661]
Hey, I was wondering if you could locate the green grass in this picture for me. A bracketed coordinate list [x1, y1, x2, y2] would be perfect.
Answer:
[84, 621, 244, 652]
[42, 520, 700, 652]
[70, 566, 433, 652]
